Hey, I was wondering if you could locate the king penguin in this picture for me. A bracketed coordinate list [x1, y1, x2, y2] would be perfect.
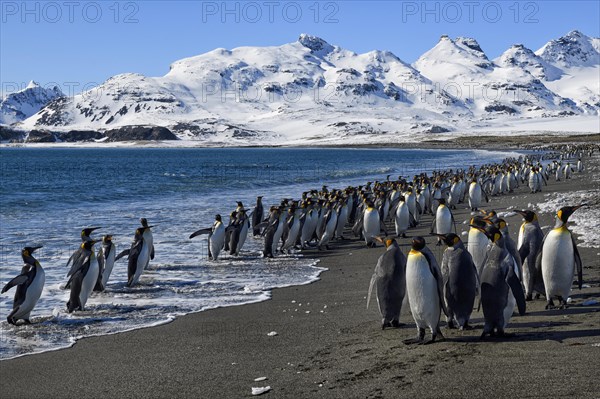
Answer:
[475, 225, 526, 338]
[367, 237, 406, 329]
[538, 205, 585, 309]
[363, 200, 386, 248]
[66, 240, 100, 312]
[116, 224, 154, 287]
[140, 218, 155, 269]
[97, 235, 116, 289]
[1, 246, 45, 325]
[430, 198, 455, 245]
[190, 214, 226, 260]
[403, 236, 447, 344]
[515, 210, 545, 301]
[436, 233, 478, 330]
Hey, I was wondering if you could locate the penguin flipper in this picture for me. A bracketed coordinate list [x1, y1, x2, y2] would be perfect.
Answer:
[1, 275, 28, 293]
[571, 235, 583, 289]
[115, 249, 130, 262]
[423, 248, 448, 317]
[189, 228, 212, 239]
[430, 217, 437, 234]
[506, 265, 526, 316]
[367, 273, 377, 309]
[150, 245, 155, 261]
[518, 245, 529, 266]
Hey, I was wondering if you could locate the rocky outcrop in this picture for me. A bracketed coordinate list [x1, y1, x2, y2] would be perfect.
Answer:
[104, 126, 178, 141]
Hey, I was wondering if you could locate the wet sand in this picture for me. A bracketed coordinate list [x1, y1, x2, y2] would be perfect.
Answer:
[1, 150, 599, 398]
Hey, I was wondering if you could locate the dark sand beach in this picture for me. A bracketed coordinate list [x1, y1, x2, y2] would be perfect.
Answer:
[1, 145, 599, 398]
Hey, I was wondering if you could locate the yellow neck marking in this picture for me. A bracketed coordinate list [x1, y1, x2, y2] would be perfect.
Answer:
[409, 249, 421, 256]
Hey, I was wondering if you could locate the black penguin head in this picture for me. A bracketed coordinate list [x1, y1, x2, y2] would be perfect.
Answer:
[483, 225, 502, 244]
[81, 226, 101, 238]
[215, 214, 222, 222]
[469, 216, 486, 229]
[436, 233, 460, 247]
[236, 201, 244, 208]
[438, 198, 446, 205]
[557, 204, 586, 223]
[515, 210, 537, 223]
[103, 235, 113, 242]
[22, 246, 42, 257]
[411, 236, 426, 252]
[140, 218, 149, 228]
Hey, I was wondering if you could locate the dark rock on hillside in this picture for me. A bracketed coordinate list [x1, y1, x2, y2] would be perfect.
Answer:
[0, 126, 26, 142]
[58, 130, 104, 142]
[27, 130, 57, 143]
[104, 126, 178, 142]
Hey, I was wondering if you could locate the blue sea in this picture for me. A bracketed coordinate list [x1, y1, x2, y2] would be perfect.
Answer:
[0, 147, 522, 359]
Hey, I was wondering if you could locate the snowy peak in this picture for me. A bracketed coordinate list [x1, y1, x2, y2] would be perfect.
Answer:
[415, 35, 493, 73]
[0, 82, 63, 125]
[496, 44, 563, 81]
[298, 33, 334, 55]
[536, 30, 600, 68]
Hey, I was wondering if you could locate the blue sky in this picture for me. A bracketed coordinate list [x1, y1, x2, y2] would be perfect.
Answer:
[1, 1, 599, 95]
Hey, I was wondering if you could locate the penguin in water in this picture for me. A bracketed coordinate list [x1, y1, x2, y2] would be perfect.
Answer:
[538, 205, 585, 309]
[474, 225, 526, 339]
[190, 214, 226, 261]
[403, 236, 447, 345]
[116, 224, 155, 287]
[436, 233, 478, 330]
[252, 196, 264, 236]
[367, 237, 406, 330]
[66, 227, 101, 272]
[96, 235, 116, 289]
[227, 208, 250, 256]
[514, 210, 545, 301]
[66, 240, 100, 312]
[261, 207, 281, 258]
[2, 246, 45, 325]
[140, 218, 155, 269]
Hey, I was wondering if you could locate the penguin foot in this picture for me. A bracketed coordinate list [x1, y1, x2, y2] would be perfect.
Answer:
[23, 319, 31, 325]
[421, 337, 437, 345]
[545, 301, 556, 310]
[446, 320, 456, 329]
[534, 293, 541, 299]
[390, 320, 404, 328]
[402, 337, 423, 345]
[6, 317, 16, 325]
[525, 294, 533, 301]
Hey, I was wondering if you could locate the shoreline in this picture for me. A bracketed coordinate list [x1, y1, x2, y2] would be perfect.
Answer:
[1, 150, 599, 398]
[1, 133, 599, 150]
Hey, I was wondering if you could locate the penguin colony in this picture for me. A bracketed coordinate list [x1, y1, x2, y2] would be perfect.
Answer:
[1, 144, 595, 339]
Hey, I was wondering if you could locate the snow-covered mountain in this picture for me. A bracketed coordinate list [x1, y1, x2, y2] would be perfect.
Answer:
[12, 31, 600, 144]
[0, 81, 63, 125]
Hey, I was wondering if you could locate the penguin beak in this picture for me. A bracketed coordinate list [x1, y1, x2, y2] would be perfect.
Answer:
[514, 210, 527, 217]
[573, 204, 587, 211]
[31, 246, 43, 252]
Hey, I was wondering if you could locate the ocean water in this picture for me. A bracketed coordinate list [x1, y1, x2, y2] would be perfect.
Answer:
[0, 147, 521, 360]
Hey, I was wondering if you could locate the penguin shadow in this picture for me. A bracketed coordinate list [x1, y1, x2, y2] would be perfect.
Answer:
[525, 305, 600, 317]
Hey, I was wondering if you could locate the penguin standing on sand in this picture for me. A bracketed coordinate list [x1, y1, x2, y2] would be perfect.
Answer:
[190, 214, 226, 261]
[363, 200, 386, 248]
[436, 233, 478, 330]
[367, 237, 406, 330]
[468, 178, 488, 211]
[403, 236, 447, 345]
[474, 225, 526, 339]
[97, 235, 116, 289]
[515, 210, 545, 301]
[2, 246, 45, 325]
[66, 240, 100, 312]
[467, 216, 490, 277]
[538, 205, 585, 309]
[430, 198, 455, 245]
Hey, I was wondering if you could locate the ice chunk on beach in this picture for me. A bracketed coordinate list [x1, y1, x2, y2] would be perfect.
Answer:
[254, 377, 267, 382]
[252, 386, 271, 395]
[267, 331, 278, 337]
